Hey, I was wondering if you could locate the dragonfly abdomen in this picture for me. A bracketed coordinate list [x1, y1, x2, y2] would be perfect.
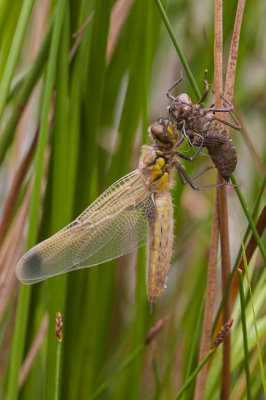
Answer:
[147, 192, 173, 303]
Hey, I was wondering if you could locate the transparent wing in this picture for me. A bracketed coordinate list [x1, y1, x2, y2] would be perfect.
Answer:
[16, 170, 156, 284]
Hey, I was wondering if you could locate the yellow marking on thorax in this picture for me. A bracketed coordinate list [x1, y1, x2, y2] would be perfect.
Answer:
[147, 153, 170, 191]
[139, 146, 173, 194]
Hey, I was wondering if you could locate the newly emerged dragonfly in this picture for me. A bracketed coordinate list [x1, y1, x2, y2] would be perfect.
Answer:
[16, 119, 226, 303]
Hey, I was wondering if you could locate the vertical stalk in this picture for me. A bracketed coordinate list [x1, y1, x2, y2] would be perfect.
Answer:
[213, 1, 232, 398]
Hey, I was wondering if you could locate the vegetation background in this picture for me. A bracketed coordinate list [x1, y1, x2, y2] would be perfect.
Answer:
[0, 0, 265, 399]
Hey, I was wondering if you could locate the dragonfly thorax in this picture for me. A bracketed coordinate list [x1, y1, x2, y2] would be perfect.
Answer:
[139, 145, 175, 193]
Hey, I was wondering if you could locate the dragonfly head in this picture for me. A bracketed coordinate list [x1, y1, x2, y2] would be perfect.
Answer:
[149, 119, 179, 149]
[168, 93, 193, 121]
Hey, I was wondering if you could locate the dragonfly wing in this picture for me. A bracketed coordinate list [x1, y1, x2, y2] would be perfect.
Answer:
[16, 170, 156, 284]
[77, 197, 156, 269]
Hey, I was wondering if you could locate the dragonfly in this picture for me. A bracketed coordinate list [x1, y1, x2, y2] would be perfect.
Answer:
[16, 118, 227, 303]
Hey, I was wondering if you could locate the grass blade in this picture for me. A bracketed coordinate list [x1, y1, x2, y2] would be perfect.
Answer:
[89, 345, 144, 400]
[0, 18, 53, 165]
[231, 173, 266, 265]
[174, 349, 216, 400]
[213, 177, 266, 333]
[0, 0, 35, 121]
[7, 0, 67, 398]
[237, 269, 252, 400]
[241, 236, 266, 396]
[154, 0, 202, 101]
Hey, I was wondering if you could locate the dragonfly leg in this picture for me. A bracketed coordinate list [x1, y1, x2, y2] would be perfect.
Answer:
[177, 166, 215, 185]
[177, 165, 237, 190]
[176, 135, 185, 147]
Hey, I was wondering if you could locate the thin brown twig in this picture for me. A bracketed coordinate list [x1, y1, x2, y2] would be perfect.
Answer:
[68, 12, 95, 63]
[145, 316, 169, 345]
[19, 313, 49, 387]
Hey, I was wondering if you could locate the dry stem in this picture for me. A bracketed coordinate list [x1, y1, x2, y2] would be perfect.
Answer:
[194, 0, 226, 398]
[213, 0, 232, 397]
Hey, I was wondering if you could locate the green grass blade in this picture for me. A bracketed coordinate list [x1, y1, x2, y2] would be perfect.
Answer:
[213, 176, 266, 333]
[55, 315, 63, 400]
[7, 1, 67, 398]
[7, 286, 31, 400]
[27, 0, 67, 247]
[154, 0, 202, 101]
[0, 18, 53, 165]
[241, 236, 266, 396]
[173, 349, 216, 400]
[184, 294, 205, 400]
[44, 4, 70, 399]
[231, 173, 266, 265]
[89, 345, 144, 400]
[55, 342, 62, 400]
[0, 0, 35, 121]
[237, 269, 252, 400]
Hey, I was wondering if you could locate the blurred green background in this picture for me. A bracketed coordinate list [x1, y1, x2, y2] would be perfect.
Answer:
[0, 0, 265, 399]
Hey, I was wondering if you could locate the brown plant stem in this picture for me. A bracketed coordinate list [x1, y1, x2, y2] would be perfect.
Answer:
[194, 0, 226, 397]
[213, 2, 232, 398]
[212, 0, 247, 346]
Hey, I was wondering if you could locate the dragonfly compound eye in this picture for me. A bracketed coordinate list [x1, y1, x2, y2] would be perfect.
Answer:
[149, 119, 179, 147]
